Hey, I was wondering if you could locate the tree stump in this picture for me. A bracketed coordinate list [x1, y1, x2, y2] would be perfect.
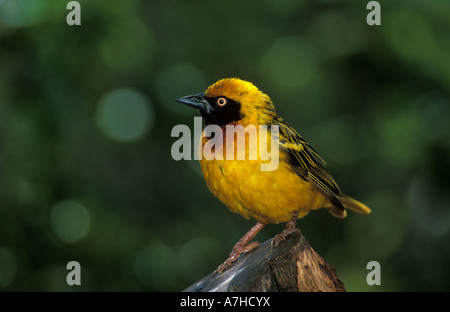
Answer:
[183, 230, 345, 292]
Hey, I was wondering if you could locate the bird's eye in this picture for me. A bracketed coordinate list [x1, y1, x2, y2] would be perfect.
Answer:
[216, 97, 227, 106]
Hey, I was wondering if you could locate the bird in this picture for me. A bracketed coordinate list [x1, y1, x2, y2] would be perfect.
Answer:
[176, 78, 371, 273]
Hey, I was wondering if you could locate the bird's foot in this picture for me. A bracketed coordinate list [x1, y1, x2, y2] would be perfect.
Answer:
[215, 241, 260, 274]
[272, 227, 299, 247]
[215, 222, 265, 274]
[272, 210, 299, 247]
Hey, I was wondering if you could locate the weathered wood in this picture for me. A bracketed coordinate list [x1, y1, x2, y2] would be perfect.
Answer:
[183, 230, 345, 292]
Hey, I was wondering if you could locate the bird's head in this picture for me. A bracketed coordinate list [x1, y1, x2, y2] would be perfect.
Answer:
[177, 78, 276, 126]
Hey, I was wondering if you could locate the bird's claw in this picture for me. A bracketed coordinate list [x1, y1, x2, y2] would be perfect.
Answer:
[272, 227, 299, 247]
[215, 241, 260, 274]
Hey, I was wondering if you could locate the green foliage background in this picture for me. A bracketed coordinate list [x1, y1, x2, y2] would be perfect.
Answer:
[0, 0, 449, 291]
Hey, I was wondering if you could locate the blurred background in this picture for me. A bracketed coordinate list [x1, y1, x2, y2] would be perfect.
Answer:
[0, 0, 449, 292]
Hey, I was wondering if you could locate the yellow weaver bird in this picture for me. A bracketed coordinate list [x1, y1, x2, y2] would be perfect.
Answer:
[177, 78, 371, 273]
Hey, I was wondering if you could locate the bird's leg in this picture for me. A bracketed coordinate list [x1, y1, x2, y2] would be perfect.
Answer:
[215, 221, 266, 274]
[272, 210, 299, 247]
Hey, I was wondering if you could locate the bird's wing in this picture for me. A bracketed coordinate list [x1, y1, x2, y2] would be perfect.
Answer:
[274, 117, 344, 211]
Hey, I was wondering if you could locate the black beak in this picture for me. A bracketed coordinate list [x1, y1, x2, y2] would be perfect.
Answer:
[176, 93, 214, 114]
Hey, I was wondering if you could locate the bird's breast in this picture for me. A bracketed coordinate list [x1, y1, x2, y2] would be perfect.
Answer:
[198, 125, 328, 224]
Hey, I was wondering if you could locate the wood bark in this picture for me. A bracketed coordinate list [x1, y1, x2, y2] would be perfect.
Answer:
[184, 230, 346, 292]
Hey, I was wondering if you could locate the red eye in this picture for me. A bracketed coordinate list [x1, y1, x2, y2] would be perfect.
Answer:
[217, 97, 227, 106]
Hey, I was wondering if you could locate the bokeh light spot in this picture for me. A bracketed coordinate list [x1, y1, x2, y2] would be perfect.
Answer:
[0, 0, 49, 27]
[96, 88, 154, 142]
[178, 236, 218, 281]
[50, 200, 91, 244]
[259, 36, 319, 94]
[133, 242, 178, 290]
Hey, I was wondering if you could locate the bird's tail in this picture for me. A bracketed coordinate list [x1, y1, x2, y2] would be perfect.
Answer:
[339, 194, 371, 214]
[326, 194, 371, 218]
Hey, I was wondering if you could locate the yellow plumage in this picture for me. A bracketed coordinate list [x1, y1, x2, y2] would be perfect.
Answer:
[177, 77, 371, 272]
[199, 126, 328, 224]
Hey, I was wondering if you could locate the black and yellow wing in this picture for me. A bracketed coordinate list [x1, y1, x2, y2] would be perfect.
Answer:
[273, 116, 345, 214]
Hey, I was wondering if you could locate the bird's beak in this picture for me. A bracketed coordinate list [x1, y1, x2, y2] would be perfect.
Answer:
[176, 93, 214, 114]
